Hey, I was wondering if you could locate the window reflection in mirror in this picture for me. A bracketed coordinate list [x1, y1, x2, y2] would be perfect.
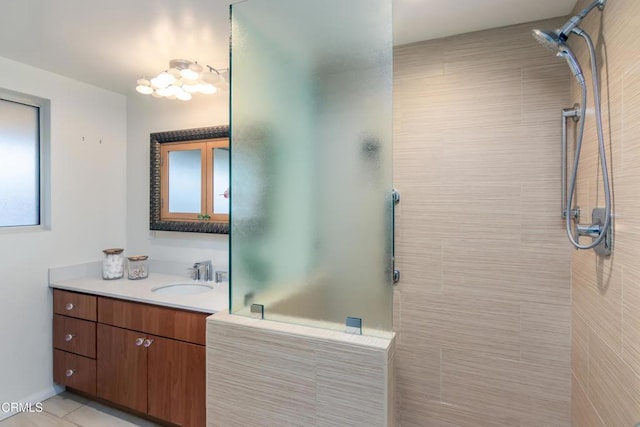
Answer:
[167, 147, 202, 214]
[150, 125, 229, 234]
[160, 138, 229, 223]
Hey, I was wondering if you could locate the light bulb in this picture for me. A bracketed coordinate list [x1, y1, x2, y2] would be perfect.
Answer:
[156, 71, 176, 86]
[169, 85, 184, 96]
[135, 78, 153, 95]
[180, 68, 200, 81]
[156, 87, 172, 97]
[150, 76, 168, 89]
[176, 91, 192, 101]
[182, 84, 200, 93]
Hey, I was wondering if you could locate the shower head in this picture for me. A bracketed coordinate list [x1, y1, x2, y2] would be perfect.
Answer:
[532, 29, 562, 51]
[531, 28, 585, 86]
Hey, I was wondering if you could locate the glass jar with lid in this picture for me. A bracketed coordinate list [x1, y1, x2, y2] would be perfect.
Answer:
[127, 255, 149, 280]
[102, 248, 124, 280]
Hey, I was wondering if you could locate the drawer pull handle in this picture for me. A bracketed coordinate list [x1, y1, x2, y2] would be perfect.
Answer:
[65, 303, 74, 311]
[65, 369, 75, 377]
[135, 338, 145, 347]
[143, 339, 154, 348]
[64, 334, 75, 342]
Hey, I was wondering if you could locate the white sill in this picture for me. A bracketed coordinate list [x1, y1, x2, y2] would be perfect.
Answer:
[0, 224, 50, 235]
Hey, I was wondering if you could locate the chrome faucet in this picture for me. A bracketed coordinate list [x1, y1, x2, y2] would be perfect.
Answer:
[191, 260, 213, 282]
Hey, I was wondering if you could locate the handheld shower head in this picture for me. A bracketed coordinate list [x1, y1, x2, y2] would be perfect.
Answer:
[558, 47, 585, 86]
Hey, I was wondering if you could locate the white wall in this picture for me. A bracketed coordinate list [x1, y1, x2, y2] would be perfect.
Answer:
[125, 94, 229, 273]
[0, 57, 127, 413]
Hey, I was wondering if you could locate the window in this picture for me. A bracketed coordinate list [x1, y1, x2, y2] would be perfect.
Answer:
[160, 137, 229, 223]
[0, 95, 44, 228]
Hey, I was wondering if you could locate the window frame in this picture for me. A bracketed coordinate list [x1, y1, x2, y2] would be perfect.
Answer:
[0, 88, 51, 232]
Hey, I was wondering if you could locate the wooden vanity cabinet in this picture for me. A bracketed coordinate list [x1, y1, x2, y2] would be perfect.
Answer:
[53, 290, 209, 427]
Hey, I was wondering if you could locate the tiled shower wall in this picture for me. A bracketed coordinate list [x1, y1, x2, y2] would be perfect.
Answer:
[569, 0, 640, 425]
[393, 17, 573, 425]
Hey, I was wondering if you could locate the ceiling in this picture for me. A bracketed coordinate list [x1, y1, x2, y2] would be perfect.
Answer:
[0, 0, 577, 96]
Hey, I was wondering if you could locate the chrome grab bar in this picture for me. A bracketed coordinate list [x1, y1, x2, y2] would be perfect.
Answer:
[561, 105, 580, 219]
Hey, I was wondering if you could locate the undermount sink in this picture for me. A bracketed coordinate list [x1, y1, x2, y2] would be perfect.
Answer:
[152, 283, 214, 296]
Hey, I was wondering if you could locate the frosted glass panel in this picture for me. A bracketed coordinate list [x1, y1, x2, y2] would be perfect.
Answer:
[230, 0, 393, 337]
[0, 99, 39, 227]
[212, 148, 229, 214]
[168, 149, 201, 213]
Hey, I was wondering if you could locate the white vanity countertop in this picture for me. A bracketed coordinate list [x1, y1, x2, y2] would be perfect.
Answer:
[49, 261, 228, 314]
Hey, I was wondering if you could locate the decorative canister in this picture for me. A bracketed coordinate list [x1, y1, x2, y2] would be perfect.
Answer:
[127, 255, 149, 280]
[102, 248, 124, 280]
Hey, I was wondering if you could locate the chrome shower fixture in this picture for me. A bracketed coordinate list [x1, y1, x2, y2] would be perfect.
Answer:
[557, 0, 606, 41]
[531, 0, 606, 48]
[532, 0, 611, 255]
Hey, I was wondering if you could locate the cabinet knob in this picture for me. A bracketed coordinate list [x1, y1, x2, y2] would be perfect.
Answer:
[65, 369, 75, 377]
[64, 333, 75, 342]
[143, 339, 154, 348]
[135, 337, 145, 347]
[65, 303, 74, 311]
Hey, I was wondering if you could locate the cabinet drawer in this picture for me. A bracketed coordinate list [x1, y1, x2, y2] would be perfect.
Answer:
[53, 290, 97, 321]
[53, 315, 96, 358]
[53, 349, 96, 395]
[98, 297, 209, 345]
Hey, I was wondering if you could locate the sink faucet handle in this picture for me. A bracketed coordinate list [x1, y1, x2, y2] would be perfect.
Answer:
[214, 271, 228, 283]
[187, 265, 199, 280]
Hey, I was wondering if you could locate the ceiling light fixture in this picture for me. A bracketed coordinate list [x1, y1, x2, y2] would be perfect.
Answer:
[135, 59, 229, 101]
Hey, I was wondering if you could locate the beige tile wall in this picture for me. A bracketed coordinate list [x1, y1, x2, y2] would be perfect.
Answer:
[393, 17, 573, 426]
[568, 0, 640, 425]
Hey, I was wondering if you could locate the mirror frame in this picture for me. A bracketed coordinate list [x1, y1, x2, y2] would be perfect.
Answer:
[150, 125, 229, 234]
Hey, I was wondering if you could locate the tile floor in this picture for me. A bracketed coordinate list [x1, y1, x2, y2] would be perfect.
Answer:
[0, 392, 160, 427]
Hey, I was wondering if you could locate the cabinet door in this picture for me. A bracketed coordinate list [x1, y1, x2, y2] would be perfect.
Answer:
[96, 324, 147, 413]
[147, 336, 206, 427]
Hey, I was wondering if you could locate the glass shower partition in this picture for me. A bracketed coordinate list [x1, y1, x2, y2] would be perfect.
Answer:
[230, 0, 393, 338]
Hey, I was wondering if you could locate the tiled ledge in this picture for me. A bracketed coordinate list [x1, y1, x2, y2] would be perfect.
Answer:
[207, 312, 396, 426]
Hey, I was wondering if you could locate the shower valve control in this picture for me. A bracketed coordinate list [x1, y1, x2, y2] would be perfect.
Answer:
[576, 223, 601, 238]
[575, 208, 612, 256]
